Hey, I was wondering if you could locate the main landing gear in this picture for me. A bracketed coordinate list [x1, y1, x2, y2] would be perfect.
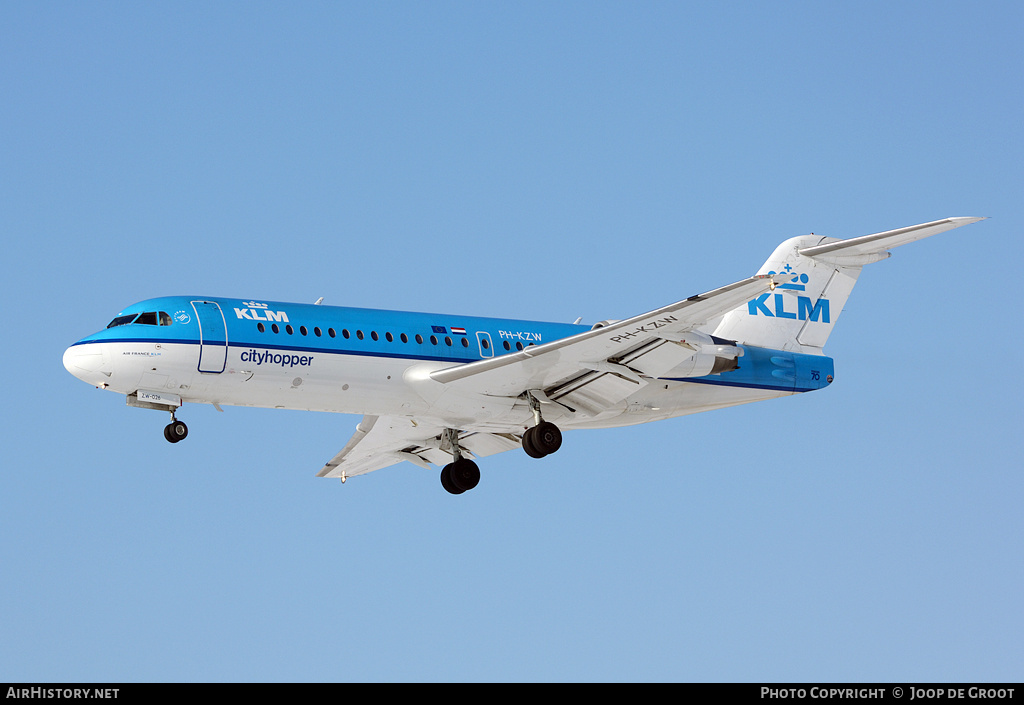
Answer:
[439, 428, 480, 495]
[437, 393, 565, 494]
[163, 414, 188, 444]
[522, 391, 562, 458]
[522, 421, 562, 458]
[440, 457, 480, 495]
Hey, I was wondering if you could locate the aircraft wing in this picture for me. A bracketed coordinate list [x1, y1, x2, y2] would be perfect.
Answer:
[316, 414, 523, 479]
[430, 274, 785, 404]
[319, 274, 785, 477]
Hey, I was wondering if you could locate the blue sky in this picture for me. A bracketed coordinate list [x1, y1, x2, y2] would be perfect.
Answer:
[2, 2, 1022, 682]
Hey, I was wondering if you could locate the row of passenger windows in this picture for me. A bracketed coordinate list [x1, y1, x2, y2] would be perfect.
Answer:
[103, 309, 532, 352]
[253, 322, 531, 351]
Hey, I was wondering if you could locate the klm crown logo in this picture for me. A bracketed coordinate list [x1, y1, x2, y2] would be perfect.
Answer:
[747, 267, 830, 323]
[773, 264, 808, 291]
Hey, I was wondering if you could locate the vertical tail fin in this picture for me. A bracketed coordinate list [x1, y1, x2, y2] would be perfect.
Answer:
[713, 217, 984, 353]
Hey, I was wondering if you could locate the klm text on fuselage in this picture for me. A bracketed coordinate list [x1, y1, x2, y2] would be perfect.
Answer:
[235, 307, 290, 323]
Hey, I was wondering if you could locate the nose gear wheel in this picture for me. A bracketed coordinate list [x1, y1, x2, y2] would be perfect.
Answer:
[164, 419, 188, 443]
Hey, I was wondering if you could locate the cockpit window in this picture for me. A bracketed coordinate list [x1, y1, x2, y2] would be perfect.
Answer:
[107, 314, 138, 328]
[106, 311, 173, 328]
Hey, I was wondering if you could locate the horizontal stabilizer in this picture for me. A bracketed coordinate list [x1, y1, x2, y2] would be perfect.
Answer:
[798, 217, 984, 265]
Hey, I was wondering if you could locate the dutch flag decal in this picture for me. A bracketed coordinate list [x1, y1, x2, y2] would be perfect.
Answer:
[451, 327, 467, 335]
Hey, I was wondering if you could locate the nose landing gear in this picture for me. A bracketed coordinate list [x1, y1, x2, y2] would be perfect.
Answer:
[163, 415, 188, 443]
[125, 391, 188, 444]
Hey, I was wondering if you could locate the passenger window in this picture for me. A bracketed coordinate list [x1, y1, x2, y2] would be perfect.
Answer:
[356, 330, 364, 340]
[445, 336, 452, 346]
[272, 324, 280, 334]
[286, 325, 294, 335]
[401, 333, 408, 343]
[300, 326, 308, 336]
[430, 335, 438, 345]
[462, 337, 470, 348]
[516, 342, 524, 351]
[342, 329, 350, 339]
[386, 332, 394, 343]
[481, 339, 489, 350]
[314, 327, 322, 337]
[329, 328, 336, 338]
[258, 322, 266, 333]
[371, 331, 379, 341]
[503, 341, 511, 351]
[415, 334, 423, 344]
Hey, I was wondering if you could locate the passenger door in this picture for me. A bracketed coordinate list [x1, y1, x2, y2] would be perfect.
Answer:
[191, 301, 228, 373]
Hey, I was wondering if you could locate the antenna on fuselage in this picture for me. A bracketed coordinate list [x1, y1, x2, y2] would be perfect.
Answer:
[314, 297, 324, 305]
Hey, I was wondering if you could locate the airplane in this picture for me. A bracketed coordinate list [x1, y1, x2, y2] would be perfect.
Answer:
[63, 217, 982, 494]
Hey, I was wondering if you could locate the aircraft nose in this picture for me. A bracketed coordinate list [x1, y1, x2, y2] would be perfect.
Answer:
[63, 343, 110, 385]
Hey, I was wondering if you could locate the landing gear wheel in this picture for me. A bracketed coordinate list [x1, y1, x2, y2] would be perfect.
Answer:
[533, 421, 562, 455]
[441, 459, 479, 494]
[449, 458, 480, 492]
[523, 422, 561, 458]
[440, 465, 465, 495]
[522, 427, 547, 458]
[164, 420, 188, 443]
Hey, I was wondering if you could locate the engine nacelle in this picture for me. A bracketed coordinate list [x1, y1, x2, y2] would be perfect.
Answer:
[628, 330, 744, 379]
[658, 351, 740, 378]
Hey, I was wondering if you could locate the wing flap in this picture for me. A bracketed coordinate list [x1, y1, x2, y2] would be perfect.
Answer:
[459, 431, 522, 457]
[551, 370, 643, 416]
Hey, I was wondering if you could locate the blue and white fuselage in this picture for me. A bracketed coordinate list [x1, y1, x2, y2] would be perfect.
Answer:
[64, 297, 829, 423]
[62, 217, 983, 493]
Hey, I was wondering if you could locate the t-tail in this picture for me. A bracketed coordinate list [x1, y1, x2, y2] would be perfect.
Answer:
[712, 217, 985, 353]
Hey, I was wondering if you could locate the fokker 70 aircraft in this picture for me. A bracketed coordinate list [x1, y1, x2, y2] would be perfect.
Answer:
[64, 217, 981, 494]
